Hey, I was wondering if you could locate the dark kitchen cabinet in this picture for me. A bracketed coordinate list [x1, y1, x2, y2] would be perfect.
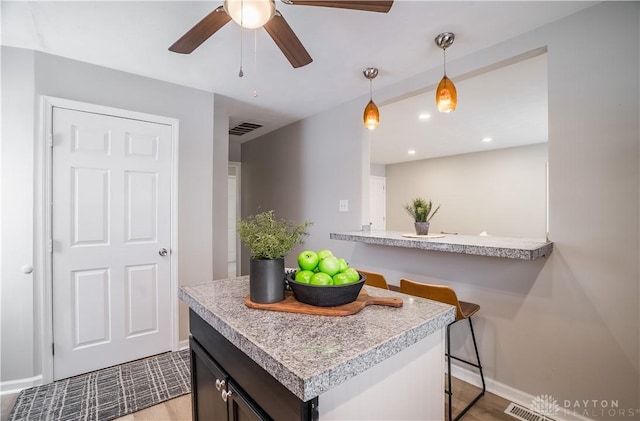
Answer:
[190, 337, 229, 420]
[189, 310, 317, 421]
[190, 336, 270, 420]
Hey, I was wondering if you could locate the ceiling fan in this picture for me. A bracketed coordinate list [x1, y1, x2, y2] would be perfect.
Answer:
[169, 0, 394, 68]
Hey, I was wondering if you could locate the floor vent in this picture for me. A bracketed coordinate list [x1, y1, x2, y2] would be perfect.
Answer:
[505, 403, 556, 421]
[229, 122, 263, 136]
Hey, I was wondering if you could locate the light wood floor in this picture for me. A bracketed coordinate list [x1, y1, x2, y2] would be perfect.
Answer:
[113, 394, 192, 421]
[112, 376, 515, 421]
[1, 393, 18, 421]
[446, 376, 515, 421]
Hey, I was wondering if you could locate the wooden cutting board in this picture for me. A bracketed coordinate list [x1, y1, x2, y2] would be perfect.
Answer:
[244, 289, 403, 316]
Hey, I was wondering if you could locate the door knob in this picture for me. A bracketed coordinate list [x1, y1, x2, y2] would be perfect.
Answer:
[159, 248, 168, 256]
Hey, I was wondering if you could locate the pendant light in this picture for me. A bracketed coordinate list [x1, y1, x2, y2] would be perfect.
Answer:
[434, 32, 457, 113]
[363, 67, 380, 130]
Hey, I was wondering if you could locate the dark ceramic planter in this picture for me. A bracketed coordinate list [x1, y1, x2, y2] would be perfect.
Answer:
[249, 258, 285, 303]
[414, 222, 430, 235]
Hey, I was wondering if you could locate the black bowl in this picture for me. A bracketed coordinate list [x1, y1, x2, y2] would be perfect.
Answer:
[286, 272, 366, 307]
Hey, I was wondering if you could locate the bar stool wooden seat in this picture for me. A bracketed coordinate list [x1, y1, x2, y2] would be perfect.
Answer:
[356, 269, 389, 290]
[399, 278, 485, 421]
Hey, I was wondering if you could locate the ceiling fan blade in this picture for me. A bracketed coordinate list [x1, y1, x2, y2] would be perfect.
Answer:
[169, 6, 231, 54]
[263, 11, 313, 68]
[286, 0, 393, 13]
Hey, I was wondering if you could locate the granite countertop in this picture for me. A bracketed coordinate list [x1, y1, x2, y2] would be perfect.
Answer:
[330, 230, 553, 260]
[179, 276, 455, 402]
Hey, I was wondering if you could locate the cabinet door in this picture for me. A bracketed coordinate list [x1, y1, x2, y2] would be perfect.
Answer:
[190, 337, 229, 421]
[227, 381, 271, 421]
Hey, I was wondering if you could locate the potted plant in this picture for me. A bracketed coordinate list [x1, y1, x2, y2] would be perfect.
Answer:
[237, 210, 312, 303]
[403, 197, 440, 235]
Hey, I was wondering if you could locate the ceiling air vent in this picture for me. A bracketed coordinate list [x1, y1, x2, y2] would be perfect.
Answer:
[505, 403, 556, 421]
[229, 122, 263, 136]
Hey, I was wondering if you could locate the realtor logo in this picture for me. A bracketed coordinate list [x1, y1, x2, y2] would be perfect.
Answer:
[531, 394, 561, 417]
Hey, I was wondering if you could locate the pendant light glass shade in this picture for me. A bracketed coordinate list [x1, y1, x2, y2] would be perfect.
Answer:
[436, 75, 457, 113]
[363, 100, 380, 130]
[224, 0, 275, 29]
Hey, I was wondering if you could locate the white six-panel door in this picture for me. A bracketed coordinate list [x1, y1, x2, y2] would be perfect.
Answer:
[52, 107, 173, 380]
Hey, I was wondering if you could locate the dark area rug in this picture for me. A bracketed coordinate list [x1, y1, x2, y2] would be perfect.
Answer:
[8, 349, 190, 421]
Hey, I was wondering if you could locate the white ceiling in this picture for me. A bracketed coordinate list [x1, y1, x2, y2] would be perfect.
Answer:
[2, 1, 596, 147]
[370, 52, 548, 165]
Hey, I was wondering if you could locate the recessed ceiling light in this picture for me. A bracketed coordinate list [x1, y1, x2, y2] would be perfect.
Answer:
[408, 149, 416, 155]
[482, 137, 492, 143]
[418, 113, 431, 120]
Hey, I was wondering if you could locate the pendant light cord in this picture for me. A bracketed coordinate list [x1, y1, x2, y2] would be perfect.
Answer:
[443, 48, 447, 77]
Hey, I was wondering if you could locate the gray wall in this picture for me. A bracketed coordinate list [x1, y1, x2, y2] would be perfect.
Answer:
[386, 143, 548, 238]
[369, 163, 385, 177]
[229, 141, 242, 162]
[240, 102, 363, 273]
[1, 47, 37, 384]
[242, 2, 639, 415]
[1, 48, 228, 386]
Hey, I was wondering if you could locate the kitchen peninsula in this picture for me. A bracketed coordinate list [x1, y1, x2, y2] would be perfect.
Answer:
[179, 276, 456, 420]
[331, 230, 553, 260]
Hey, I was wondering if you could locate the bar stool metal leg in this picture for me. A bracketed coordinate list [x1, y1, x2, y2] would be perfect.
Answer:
[446, 317, 485, 421]
[468, 317, 486, 395]
[446, 324, 453, 421]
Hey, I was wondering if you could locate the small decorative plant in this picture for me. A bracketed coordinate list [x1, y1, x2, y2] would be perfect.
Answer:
[237, 210, 313, 260]
[404, 197, 440, 223]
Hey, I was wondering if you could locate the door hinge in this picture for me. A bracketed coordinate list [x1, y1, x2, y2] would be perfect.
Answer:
[52, 343, 55, 356]
[48, 239, 53, 253]
[48, 133, 53, 148]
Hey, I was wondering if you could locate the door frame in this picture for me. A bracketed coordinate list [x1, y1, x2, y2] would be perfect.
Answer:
[36, 96, 180, 385]
[229, 161, 241, 276]
[369, 175, 386, 230]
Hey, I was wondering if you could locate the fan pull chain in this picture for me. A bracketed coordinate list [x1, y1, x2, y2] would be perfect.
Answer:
[253, 29, 258, 97]
[238, 27, 244, 77]
[238, 0, 244, 77]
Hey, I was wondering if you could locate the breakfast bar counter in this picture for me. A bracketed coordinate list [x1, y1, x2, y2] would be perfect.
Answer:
[331, 230, 553, 260]
[180, 275, 455, 420]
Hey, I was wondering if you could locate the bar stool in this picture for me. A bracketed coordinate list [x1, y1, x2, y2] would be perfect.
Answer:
[356, 269, 389, 290]
[399, 278, 485, 421]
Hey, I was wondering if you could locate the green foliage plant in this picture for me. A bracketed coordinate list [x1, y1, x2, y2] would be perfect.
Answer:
[237, 210, 313, 260]
[403, 197, 441, 223]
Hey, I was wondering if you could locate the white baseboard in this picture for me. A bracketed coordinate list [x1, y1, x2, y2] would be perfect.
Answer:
[0, 375, 42, 396]
[177, 339, 189, 351]
[449, 364, 593, 421]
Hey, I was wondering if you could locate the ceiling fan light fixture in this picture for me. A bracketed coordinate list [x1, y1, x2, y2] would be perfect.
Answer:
[363, 67, 380, 130]
[224, 0, 276, 29]
[435, 32, 457, 113]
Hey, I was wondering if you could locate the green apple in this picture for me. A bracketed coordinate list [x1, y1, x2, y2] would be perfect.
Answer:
[318, 255, 340, 276]
[344, 268, 360, 282]
[310, 272, 333, 285]
[316, 249, 333, 260]
[295, 270, 314, 284]
[297, 250, 319, 271]
[337, 258, 349, 272]
[332, 272, 353, 285]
